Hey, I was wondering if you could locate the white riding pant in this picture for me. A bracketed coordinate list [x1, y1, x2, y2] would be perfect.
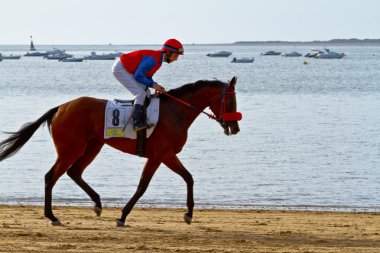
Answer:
[112, 59, 151, 106]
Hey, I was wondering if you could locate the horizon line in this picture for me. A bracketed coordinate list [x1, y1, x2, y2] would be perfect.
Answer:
[1, 38, 380, 46]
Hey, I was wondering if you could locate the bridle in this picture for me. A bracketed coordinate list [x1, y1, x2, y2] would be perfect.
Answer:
[219, 84, 242, 120]
[159, 83, 242, 127]
[217, 83, 243, 129]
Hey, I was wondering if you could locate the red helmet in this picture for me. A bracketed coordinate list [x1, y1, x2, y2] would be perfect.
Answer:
[162, 39, 184, 55]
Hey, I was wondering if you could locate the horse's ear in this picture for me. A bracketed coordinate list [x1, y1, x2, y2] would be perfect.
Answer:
[230, 76, 237, 87]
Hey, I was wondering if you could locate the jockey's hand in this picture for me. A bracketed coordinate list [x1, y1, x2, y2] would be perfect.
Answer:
[153, 83, 166, 93]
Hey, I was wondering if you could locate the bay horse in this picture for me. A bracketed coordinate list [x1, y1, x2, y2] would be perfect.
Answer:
[0, 77, 241, 226]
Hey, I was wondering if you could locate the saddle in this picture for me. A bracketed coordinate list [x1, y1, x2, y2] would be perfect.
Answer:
[104, 97, 160, 156]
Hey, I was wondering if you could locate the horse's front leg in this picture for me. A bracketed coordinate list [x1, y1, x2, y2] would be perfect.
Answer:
[163, 155, 194, 224]
[116, 158, 161, 227]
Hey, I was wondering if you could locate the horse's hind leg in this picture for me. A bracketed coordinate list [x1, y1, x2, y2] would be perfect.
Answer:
[44, 158, 73, 225]
[67, 139, 104, 216]
[45, 136, 88, 225]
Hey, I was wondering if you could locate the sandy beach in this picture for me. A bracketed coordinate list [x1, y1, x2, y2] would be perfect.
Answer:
[0, 205, 378, 252]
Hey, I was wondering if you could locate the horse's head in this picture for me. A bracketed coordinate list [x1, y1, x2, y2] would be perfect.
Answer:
[209, 77, 242, 136]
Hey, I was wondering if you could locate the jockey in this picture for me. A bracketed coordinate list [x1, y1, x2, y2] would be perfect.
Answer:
[112, 39, 184, 131]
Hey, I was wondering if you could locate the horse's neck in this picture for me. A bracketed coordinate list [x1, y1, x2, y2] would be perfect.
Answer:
[185, 87, 218, 107]
[175, 85, 221, 127]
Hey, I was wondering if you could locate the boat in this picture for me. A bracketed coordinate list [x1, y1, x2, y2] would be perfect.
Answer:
[231, 57, 255, 63]
[24, 51, 48, 57]
[206, 51, 232, 57]
[282, 51, 302, 57]
[83, 51, 116, 60]
[113, 51, 123, 57]
[315, 49, 345, 59]
[24, 36, 48, 57]
[261, 50, 281, 56]
[59, 57, 84, 62]
[304, 52, 320, 58]
[0, 53, 22, 59]
[44, 48, 73, 60]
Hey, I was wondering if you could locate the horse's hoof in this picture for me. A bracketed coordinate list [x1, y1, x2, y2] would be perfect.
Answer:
[116, 219, 125, 227]
[51, 220, 62, 226]
[94, 206, 102, 216]
[184, 213, 192, 225]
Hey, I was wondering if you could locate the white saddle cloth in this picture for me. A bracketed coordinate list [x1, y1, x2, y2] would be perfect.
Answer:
[104, 98, 159, 139]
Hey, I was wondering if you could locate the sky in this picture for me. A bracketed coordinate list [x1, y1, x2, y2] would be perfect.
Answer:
[1, 0, 379, 45]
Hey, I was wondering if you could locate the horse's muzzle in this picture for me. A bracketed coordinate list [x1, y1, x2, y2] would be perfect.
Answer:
[230, 125, 240, 135]
[223, 122, 240, 136]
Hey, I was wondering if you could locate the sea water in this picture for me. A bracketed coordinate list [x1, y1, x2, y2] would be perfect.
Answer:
[0, 44, 379, 211]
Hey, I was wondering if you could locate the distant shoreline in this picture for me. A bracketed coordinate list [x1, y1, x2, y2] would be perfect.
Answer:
[233, 38, 380, 46]
[1, 39, 380, 47]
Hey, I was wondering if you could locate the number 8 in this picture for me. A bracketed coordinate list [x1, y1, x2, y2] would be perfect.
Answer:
[112, 109, 120, 126]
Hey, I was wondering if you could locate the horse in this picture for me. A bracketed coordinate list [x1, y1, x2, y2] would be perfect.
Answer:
[0, 77, 241, 226]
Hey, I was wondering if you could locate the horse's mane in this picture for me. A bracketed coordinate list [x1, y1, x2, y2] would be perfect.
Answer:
[161, 79, 225, 98]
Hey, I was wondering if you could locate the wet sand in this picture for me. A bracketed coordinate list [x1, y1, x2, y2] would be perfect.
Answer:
[0, 205, 379, 252]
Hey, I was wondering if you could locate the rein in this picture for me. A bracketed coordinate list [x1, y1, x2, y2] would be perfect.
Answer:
[160, 91, 218, 120]
[158, 83, 242, 124]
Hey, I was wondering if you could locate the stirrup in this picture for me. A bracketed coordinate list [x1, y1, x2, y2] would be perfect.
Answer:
[134, 124, 149, 132]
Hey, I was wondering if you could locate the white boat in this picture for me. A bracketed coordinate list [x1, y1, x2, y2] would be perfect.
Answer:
[231, 57, 255, 63]
[113, 51, 123, 57]
[0, 53, 21, 60]
[44, 49, 73, 60]
[282, 51, 302, 57]
[24, 51, 48, 57]
[261, 50, 281, 56]
[59, 57, 83, 62]
[84, 51, 116, 60]
[316, 49, 345, 59]
[207, 51, 232, 57]
[304, 51, 320, 58]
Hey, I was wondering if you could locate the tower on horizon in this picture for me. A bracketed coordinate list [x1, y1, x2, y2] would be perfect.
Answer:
[30, 36, 36, 51]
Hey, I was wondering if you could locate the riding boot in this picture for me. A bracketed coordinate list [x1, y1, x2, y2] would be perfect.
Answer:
[132, 104, 149, 131]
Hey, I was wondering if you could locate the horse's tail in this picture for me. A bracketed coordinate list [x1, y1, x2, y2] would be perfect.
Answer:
[0, 106, 59, 162]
